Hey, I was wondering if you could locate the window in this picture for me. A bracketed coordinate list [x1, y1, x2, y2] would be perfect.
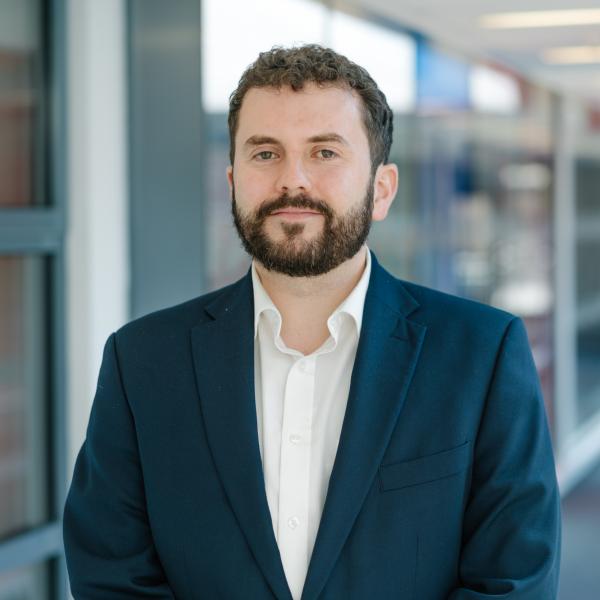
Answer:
[0, 1, 66, 598]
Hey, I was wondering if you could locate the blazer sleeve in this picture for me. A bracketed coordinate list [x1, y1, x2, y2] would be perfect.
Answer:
[63, 333, 175, 599]
[448, 317, 561, 599]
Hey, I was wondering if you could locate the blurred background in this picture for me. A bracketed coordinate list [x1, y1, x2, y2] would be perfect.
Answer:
[0, 0, 599, 597]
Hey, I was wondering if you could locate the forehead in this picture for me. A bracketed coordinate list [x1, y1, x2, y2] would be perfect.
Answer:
[236, 83, 367, 144]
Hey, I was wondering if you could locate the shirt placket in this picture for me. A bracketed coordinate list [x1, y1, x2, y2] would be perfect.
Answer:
[277, 353, 316, 599]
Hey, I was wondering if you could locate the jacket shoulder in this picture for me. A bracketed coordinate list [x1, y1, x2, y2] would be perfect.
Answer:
[370, 255, 516, 331]
[113, 277, 246, 350]
[402, 279, 516, 326]
[375, 268, 520, 352]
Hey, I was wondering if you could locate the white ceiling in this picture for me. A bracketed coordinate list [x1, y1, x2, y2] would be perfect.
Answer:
[345, 0, 600, 101]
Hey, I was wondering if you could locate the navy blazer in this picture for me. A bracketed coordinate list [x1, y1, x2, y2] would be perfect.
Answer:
[63, 252, 561, 599]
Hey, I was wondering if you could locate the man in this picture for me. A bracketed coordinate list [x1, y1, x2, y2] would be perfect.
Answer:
[63, 45, 560, 599]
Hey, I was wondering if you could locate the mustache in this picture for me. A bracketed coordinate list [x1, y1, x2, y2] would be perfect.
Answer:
[256, 193, 333, 220]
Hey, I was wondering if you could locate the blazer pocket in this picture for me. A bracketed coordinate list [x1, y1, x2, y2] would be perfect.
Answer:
[379, 441, 471, 492]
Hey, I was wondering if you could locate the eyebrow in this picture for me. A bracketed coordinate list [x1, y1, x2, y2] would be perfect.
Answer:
[243, 135, 279, 148]
[307, 133, 350, 146]
[242, 132, 350, 149]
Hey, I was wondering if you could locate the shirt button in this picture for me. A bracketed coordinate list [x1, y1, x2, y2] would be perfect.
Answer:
[289, 434, 301, 444]
[288, 516, 300, 529]
[298, 359, 314, 374]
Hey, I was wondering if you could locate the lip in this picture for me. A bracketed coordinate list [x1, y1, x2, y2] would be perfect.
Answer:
[269, 209, 322, 219]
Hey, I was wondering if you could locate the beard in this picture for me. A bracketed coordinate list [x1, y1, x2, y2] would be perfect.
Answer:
[231, 179, 374, 277]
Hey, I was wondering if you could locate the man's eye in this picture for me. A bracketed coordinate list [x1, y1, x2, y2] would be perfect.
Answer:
[255, 151, 275, 160]
[317, 149, 337, 159]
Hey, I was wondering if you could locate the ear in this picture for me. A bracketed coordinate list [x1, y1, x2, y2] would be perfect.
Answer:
[372, 163, 398, 222]
[226, 165, 234, 199]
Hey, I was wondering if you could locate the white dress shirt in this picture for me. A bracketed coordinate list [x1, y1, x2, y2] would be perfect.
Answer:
[252, 247, 371, 600]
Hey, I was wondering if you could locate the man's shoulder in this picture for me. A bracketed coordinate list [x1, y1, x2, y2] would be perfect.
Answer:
[376, 263, 518, 338]
[403, 278, 515, 324]
[113, 276, 247, 349]
[381, 272, 526, 362]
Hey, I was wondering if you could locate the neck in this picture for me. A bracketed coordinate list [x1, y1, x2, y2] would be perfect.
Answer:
[254, 246, 368, 354]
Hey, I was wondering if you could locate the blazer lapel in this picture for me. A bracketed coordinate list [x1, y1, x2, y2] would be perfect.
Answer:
[190, 273, 293, 600]
[301, 255, 427, 600]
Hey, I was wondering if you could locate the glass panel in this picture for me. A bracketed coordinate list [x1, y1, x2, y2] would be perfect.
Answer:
[577, 237, 600, 307]
[0, 561, 49, 600]
[0, 256, 48, 539]
[0, 0, 43, 207]
[574, 103, 600, 426]
[577, 321, 600, 423]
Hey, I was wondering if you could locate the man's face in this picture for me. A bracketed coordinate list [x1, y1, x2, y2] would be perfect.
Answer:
[227, 83, 377, 277]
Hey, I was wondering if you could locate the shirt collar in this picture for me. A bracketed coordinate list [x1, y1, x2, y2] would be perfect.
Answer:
[251, 246, 371, 339]
[330, 246, 371, 336]
[252, 263, 282, 338]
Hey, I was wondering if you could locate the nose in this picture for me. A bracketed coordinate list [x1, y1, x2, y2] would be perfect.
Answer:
[275, 156, 311, 195]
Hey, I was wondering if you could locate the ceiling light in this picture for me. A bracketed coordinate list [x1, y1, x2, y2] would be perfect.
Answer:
[542, 46, 600, 64]
[480, 9, 600, 29]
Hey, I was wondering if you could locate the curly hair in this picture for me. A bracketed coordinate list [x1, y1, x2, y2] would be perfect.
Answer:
[227, 44, 393, 174]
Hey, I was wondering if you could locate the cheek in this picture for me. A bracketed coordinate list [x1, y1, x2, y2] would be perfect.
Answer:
[318, 171, 367, 207]
[233, 173, 268, 205]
